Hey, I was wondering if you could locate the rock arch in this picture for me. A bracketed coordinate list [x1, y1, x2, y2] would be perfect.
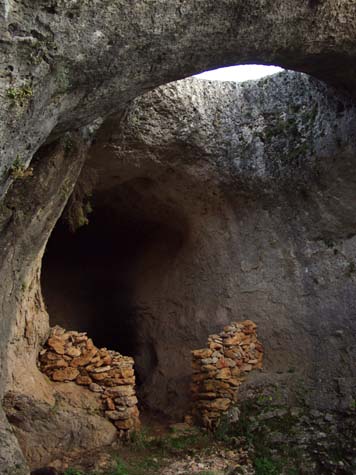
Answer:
[1, 1, 356, 192]
[1, 1, 356, 473]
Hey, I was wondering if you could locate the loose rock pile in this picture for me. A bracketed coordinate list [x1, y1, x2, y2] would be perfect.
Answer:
[191, 320, 263, 429]
[158, 445, 254, 475]
[39, 326, 140, 438]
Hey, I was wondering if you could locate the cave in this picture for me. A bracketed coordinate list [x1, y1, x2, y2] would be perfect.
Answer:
[1, 2, 356, 472]
[2, 67, 356, 471]
[41, 176, 188, 407]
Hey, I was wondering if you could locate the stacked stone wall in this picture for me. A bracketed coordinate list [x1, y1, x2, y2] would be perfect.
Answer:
[191, 320, 263, 429]
[39, 326, 140, 438]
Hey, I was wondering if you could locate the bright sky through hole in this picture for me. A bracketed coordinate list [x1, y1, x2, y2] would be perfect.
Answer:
[195, 64, 284, 82]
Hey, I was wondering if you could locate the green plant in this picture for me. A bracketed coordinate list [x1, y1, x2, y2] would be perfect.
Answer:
[63, 165, 97, 232]
[63, 134, 75, 154]
[131, 428, 154, 450]
[213, 415, 232, 442]
[254, 457, 281, 475]
[257, 395, 273, 405]
[7, 156, 33, 180]
[76, 209, 90, 228]
[167, 434, 196, 449]
[11, 160, 33, 179]
[109, 459, 129, 475]
[323, 238, 335, 248]
[129, 456, 161, 474]
[161, 431, 210, 451]
[7, 84, 33, 107]
[64, 469, 83, 475]
[346, 260, 356, 277]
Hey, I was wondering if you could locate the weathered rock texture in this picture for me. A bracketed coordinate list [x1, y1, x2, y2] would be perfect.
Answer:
[2, 68, 356, 473]
[191, 320, 263, 429]
[39, 326, 140, 438]
[1, 0, 356, 199]
[46, 73, 356, 422]
[3, 386, 117, 471]
[0, 134, 90, 474]
[1, 2, 356, 472]
[27, 71, 353, 475]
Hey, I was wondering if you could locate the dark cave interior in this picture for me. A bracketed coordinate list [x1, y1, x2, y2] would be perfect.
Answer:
[41, 179, 187, 390]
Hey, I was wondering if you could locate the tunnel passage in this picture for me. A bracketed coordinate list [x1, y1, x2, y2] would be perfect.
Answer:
[41, 177, 188, 394]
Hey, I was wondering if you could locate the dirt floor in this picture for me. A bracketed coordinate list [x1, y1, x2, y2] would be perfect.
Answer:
[39, 418, 255, 475]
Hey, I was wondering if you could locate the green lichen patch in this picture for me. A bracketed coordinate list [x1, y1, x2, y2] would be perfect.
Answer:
[6, 84, 33, 107]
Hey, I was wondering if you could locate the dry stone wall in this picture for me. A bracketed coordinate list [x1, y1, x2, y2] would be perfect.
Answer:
[191, 321, 263, 429]
[39, 326, 140, 438]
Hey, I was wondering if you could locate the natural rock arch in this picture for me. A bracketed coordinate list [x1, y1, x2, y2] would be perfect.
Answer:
[1, 1, 356, 191]
[5, 72, 354, 471]
[56, 73, 356, 421]
[1, 1, 356, 473]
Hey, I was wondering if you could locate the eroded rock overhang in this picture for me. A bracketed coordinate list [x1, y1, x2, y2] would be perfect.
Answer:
[1, 1, 356, 197]
[1, 0, 356, 468]
[40, 73, 356, 422]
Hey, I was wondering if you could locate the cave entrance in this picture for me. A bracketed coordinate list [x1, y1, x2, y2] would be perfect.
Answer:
[41, 178, 187, 407]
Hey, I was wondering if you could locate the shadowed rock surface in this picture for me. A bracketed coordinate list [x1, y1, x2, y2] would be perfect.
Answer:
[38, 74, 356, 471]
[63, 73, 356, 415]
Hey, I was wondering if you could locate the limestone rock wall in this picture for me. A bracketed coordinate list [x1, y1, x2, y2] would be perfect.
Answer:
[3, 71, 356, 472]
[1, 1, 356, 472]
[0, 135, 91, 474]
[1, 0, 356, 201]
[75, 73, 356, 422]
